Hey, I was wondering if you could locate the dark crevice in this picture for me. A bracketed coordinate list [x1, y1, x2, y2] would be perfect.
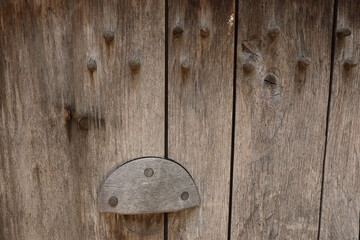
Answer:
[164, 212, 168, 240]
[264, 79, 277, 85]
[164, 0, 169, 239]
[317, 0, 338, 239]
[227, 0, 239, 240]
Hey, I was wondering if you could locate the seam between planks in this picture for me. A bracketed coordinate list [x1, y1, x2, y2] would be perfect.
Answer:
[227, 0, 239, 239]
[317, 0, 338, 239]
[164, 0, 169, 239]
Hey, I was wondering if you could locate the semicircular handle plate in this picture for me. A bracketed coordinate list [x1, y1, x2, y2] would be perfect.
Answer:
[98, 157, 200, 214]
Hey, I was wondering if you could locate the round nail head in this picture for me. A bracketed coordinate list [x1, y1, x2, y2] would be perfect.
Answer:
[200, 27, 210, 38]
[298, 57, 311, 69]
[129, 59, 140, 72]
[181, 192, 189, 201]
[144, 168, 154, 177]
[268, 27, 280, 39]
[344, 58, 358, 69]
[103, 30, 115, 42]
[173, 25, 184, 38]
[336, 27, 351, 38]
[181, 60, 191, 71]
[243, 62, 255, 73]
[77, 117, 89, 130]
[108, 196, 118, 207]
[87, 59, 97, 72]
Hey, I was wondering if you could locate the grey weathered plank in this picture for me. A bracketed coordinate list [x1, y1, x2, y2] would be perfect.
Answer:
[0, 1, 164, 239]
[167, 0, 235, 239]
[320, 0, 360, 239]
[231, 0, 333, 239]
[98, 157, 200, 214]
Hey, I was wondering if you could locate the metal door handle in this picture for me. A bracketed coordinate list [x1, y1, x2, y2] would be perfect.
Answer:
[98, 157, 200, 214]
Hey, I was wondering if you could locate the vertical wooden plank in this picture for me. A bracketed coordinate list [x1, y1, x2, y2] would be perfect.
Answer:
[0, 2, 82, 239]
[71, 1, 165, 239]
[231, 0, 333, 239]
[0, 1, 165, 239]
[320, 0, 360, 239]
[168, 0, 234, 239]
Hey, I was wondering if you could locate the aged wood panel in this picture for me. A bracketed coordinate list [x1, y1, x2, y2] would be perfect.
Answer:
[167, 0, 234, 239]
[320, 0, 360, 239]
[231, 0, 333, 239]
[0, 1, 164, 239]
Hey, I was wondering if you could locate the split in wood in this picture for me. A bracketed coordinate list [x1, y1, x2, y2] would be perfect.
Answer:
[66, 107, 72, 121]
[173, 25, 184, 38]
[336, 27, 351, 38]
[87, 59, 97, 72]
[200, 27, 210, 38]
[103, 30, 115, 43]
[268, 27, 280, 39]
[181, 60, 191, 71]
[129, 58, 141, 72]
[264, 73, 278, 85]
[343, 57, 358, 69]
[243, 62, 255, 73]
[297, 57, 311, 69]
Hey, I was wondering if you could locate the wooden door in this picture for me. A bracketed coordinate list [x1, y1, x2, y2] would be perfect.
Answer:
[0, 1, 359, 239]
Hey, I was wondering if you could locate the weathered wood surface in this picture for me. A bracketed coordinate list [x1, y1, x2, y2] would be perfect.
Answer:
[231, 0, 333, 239]
[320, 0, 360, 239]
[98, 157, 200, 214]
[1, 0, 360, 239]
[167, 0, 235, 239]
[0, 1, 164, 239]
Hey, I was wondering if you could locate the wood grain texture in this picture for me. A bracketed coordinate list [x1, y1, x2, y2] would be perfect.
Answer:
[167, 0, 235, 239]
[320, 0, 360, 239]
[0, 1, 164, 239]
[98, 157, 200, 214]
[231, 0, 333, 239]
